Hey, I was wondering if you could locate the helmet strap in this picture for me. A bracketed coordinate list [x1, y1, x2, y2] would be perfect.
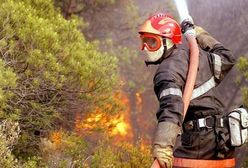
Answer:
[162, 37, 167, 52]
[163, 37, 174, 51]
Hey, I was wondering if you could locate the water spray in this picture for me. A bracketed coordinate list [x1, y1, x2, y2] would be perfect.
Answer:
[174, 0, 190, 22]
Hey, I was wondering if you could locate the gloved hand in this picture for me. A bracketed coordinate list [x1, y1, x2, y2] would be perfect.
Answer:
[195, 25, 220, 51]
[152, 122, 181, 168]
[153, 145, 173, 168]
[180, 16, 196, 38]
[195, 25, 206, 36]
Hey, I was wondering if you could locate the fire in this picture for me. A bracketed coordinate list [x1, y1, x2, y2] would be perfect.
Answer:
[111, 115, 128, 136]
[50, 131, 62, 146]
[75, 112, 130, 137]
[74, 91, 133, 140]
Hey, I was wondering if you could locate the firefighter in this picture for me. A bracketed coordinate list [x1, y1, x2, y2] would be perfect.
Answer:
[139, 13, 236, 168]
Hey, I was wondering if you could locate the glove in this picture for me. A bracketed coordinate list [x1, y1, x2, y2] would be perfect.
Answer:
[153, 145, 173, 168]
[152, 122, 181, 168]
[195, 25, 205, 36]
[195, 25, 220, 51]
[180, 16, 196, 38]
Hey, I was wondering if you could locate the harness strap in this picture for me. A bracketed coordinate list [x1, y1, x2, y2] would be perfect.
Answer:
[183, 116, 221, 131]
[215, 128, 231, 159]
[173, 157, 235, 168]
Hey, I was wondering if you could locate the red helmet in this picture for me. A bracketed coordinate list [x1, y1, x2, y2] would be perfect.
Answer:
[139, 13, 182, 44]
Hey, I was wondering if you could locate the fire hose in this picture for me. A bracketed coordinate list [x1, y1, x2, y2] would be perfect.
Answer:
[151, 20, 200, 168]
[182, 34, 199, 116]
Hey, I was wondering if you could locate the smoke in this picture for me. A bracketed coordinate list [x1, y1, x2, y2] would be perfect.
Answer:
[173, 0, 189, 21]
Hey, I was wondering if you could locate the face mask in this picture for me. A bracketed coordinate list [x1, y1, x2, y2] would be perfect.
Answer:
[144, 44, 164, 62]
[144, 38, 174, 63]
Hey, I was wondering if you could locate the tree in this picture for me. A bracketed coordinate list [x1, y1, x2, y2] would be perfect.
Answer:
[0, 0, 118, 158]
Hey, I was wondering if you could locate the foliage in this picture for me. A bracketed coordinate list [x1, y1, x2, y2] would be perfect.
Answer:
[0, 59, 17, 118]
[0, 0, 118, 159]
[91, 140, 152, 168]
[38, 130, 152, 168]
[0, 119, 40, 168]
[237, 56, 248, 167]
[0, 0, 161, 167]
[0, 136, 18, 168]
[237, 56, 248, 106]
[39, 131, 88, 167]
[0, 119, 20, 149]
[0, 120, 19, 168]
[237, 57, 248, 79]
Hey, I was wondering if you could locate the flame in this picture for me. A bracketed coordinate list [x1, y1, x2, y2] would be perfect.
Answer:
[74, 91, 133, 140]
[50, 131, 62, 146]
[110, 115, 128, 136]
[75, 111, 130, 137]
[139, 139, 150, 153]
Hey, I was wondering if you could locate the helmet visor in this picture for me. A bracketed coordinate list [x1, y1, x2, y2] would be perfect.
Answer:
[140, 33, 162, 51]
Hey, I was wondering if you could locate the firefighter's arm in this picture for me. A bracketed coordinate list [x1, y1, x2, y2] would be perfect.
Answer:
[195, 26, 236, 82]
[152, 71, 184, 168]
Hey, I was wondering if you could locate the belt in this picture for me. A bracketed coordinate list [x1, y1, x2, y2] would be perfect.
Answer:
[183, 116, 224, 131]
[173, 157, 235, 168]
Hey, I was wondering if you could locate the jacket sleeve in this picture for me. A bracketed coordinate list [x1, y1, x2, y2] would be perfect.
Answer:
[152, 65, 184, 149]
[154, 70, 184, 126]
[153, 49, 188, 127]
[196, 26, 236, 83]
[209, 43, 235, 83]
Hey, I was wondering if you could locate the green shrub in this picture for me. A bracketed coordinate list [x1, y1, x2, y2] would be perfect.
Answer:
[237, 56, 248, 106]
[91, 140, 152, 168]
[0, 0, 118, 159]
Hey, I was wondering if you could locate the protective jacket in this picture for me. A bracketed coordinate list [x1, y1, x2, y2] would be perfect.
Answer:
[153, 32, 236, 159]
